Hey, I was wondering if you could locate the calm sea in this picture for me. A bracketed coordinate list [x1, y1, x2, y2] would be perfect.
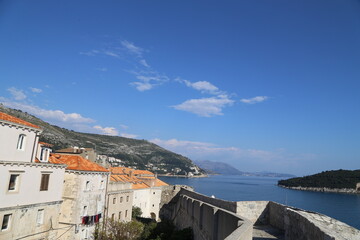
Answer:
[159, 175, 360, 230]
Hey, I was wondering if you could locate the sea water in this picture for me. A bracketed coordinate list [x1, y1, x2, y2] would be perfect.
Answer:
[159, 175, 360, 229]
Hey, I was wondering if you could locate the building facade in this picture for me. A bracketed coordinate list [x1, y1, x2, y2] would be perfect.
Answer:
[0, 112, 66, 240]
[49, 154, 109, 240]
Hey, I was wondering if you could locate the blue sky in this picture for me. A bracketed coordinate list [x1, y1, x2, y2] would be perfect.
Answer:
[1, 0, 359, 176]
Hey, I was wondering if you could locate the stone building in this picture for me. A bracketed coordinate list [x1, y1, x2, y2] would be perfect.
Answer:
[0, 112, 66, 240]
[106, 173, 134, 222]
[56, 146, 97, 162]
[49, 154, 109, 240]
[109, 167, 168, 221]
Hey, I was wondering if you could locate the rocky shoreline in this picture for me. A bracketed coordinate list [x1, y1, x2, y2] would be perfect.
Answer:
[278, 185, 360, 194]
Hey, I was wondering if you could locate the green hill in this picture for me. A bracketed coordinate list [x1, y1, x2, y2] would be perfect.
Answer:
[278, 169, 360, 189]
[0, 105, 203, 175]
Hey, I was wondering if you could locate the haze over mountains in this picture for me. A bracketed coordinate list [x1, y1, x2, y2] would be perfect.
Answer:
[195, 160, 296, 177]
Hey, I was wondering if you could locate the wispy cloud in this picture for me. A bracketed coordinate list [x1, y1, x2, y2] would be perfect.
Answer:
[29, 87, 42, 93]
[104, 51, 120, 58]
[79, 50, 100, 56]
[130, 71, 169, 91]
[0, 98, 94, 124]
[172, 95, 234, 117]
[240, 96, 268, 104]
[93, 125, 118, 136]
[120, 124, 129, 130]
[176, 78, 221, 95]
[120, 133, 138, 138]
[121, 40, 144, 57]
[7, 87, 26, 100]
[150, 138, 315, 173]
[139, 59, 150, 68]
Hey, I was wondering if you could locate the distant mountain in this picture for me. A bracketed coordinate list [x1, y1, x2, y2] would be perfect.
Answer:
[0, 105, 204, 175]
[278, 169, 360, 189]
[194, 160, 244, 175]
[194, 160, 296, 178]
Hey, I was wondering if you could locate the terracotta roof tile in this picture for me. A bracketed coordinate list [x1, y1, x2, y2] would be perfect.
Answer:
[154, 179, 168, 187]
[0, 112, 40, 129]
[49, 154, 109, 172]
[133, 170, 155, 176]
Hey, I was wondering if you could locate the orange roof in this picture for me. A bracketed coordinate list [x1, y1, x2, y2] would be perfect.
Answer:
[0, 112, 40, 129]
[133, 170, 155, 176]
[154, 179, 168, 187]
[49, 154, 109, 172]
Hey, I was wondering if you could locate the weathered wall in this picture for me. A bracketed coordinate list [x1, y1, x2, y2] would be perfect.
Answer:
[106, 185, 133, 222]
[59, 171, 108, 240]
[166, 190, 253, 240]
[236, 201, 269, 225]
[0, 201, 62, 240]
[133, 187, 163, 220]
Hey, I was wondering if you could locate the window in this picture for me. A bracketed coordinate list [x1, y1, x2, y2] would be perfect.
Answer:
[16, 134, 26, 150]
[120, 197, 123, 203]
[40, 148, 45, 161]
[36, 209, 44, 225]
[113, 198, 116, 204]
[1, 214, 12, 231]
[100, 180, 104, 189]
[153, 192, 155, 195]
[8, 174, 19, 191]
[40, 174, 50, 191]
[125, 210, 128, 218]
[126, 196, 129, 202]
[83, 206, 88, 216]
[111, 214, 115, 221]
[85, 181, 90, 191]
[119, 212, 122, 220]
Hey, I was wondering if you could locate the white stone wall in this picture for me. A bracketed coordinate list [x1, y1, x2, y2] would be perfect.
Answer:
[59, 171, 108, 240]
[0, 162, 65, 208]
[0, 123, 39, 163]
[133, 187, 162, 220]
[0, 201, 62, 240]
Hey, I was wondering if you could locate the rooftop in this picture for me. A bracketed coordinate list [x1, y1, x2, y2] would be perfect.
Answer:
[49, 154, 109, 172]
[0, 112, 40, 129]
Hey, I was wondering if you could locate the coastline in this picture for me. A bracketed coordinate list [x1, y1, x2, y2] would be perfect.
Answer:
[278, 185, 359, 194]
[158, 174, 209, 178]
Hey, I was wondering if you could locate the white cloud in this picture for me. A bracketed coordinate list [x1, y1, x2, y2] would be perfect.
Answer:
[130, 71, 169, 91]
[139, 59, 150, 68]
[29, 87, 42, 93]
[93, 125, 118, 136]
[7, 87, 26, 100]
[79, 50, 100, 56]
[177, 78, 220, 95]
[121, 40, 144, 56]
[104, 51, 120, 58]
[172, 96, 234, 117]
[120, 133, 138, 138]
[240, 96, 268, 104]
[150, 138, 315, 173]
[0, 99, 94, 124]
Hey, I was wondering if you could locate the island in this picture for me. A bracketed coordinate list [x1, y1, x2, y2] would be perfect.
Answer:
[278, 169, 360, 194]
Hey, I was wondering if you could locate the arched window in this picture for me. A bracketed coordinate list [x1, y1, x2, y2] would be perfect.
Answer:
[16, 134, 26, 150]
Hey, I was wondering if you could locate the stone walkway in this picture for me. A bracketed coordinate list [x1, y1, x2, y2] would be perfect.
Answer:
[253, 225, 284, 240]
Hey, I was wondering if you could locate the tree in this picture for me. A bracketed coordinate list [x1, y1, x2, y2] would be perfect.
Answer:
[94, 219, 144, 240]
[132, 206, 143, 219]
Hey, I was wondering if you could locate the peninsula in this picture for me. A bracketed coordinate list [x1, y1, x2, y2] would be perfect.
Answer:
[278, 169, 360, 194]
